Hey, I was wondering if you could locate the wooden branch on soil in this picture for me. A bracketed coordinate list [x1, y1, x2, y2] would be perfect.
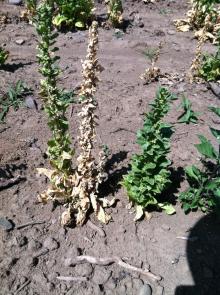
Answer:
[67, 255, 162, 282]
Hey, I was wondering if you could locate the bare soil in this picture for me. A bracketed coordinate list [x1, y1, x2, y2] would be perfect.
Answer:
[1, 1, 220, 294]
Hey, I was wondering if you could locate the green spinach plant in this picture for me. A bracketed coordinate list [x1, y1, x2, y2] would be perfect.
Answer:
[179, 106, 220, 214]
[0, 80, 32, 123]
[177, 96, 200, 124]
[53, 0, 94, 29]
[200, 31, 220, 81]
[122, 87, 176, 220]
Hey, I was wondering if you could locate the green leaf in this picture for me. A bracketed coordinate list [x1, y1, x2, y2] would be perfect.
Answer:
[195, 135, 218, 159]
[210, 127, 220, 143]
[158, 203, 176, 215]
[75, 21, 85, 28]
[185, 165, 201, 183]
[209, 106, 220, 117]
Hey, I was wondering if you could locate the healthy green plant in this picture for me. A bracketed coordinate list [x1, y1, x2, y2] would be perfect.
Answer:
[0, 47, 8, 66]
[53, 0, 94, 29]
[0, 80, 32, 123]
[122, 87, 176, 220]
[179, 106, 220, 214]
[199, 31, 220, 81]
[105, 0, 123, 27]
[177, 96, 200, 124]
[200, 52, 220, 81]
[35, 0, 73, 173]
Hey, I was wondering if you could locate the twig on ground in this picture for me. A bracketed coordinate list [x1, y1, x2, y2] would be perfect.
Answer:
[16, 221, 45, 230]
[87, 220, 106, 237]
[13, 280, 31, 295]
[56, 276, 88, 282]
[71, 255, 162, 281]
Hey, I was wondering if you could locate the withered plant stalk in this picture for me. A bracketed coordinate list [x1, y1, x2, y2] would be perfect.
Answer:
[61, 21, 114, 226]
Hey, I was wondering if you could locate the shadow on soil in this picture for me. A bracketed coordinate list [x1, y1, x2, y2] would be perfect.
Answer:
[1, 61, 33, 72]
[99, 150, 128, 198]
[158, 166, 185, 205]
[0, 163, 27, 179]
[175, 213, 220, 295]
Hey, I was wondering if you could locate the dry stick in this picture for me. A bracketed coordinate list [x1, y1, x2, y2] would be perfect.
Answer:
[87, 220, 106, 237]
[13, 280, 31, 295]
[56, 276, 88, 282]
[16, 221, 45, 230]
[74, 255, 162, 282]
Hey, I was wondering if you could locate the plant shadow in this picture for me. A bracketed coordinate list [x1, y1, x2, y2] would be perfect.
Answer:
[96, 13, 131, 32]
[0, 163, 27, 179]
[175, 213, 220, 295]
[158, 166, 185, 205]
[99, 150, 129, 198]
[0, 61, 33, 73]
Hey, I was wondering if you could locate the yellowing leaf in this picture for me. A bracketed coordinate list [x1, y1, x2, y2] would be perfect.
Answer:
[134, 205, 144, 221]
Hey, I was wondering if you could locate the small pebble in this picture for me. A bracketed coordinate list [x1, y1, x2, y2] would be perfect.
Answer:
[0, 217, 14, 231]
[138, 284, 152, 295]
[25, 96, 38, 110]
[9, 0, 22, 5]
[15, 39, 25, 45]
[43, 237, 59, 251]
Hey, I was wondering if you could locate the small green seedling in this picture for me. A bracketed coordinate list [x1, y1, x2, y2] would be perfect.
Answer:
[142, 46, 159, 62]
[0, 47, 9, 66]
[0, 80, 32, 122]
[177, 96, 200, 124]
[179, 106, 220, 214]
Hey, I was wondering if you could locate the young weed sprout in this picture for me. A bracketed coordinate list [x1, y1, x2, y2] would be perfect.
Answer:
[35, 1, 112, 226]
[0, 47, 9, 66]
[140, 43, 163, 84]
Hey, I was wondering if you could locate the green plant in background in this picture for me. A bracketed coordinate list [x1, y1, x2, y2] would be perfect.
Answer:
[177, 96, 200, 124]
[122, 88, 176, 220]
[0, 80, 32, 123]
[0, 47, 9, 66]
[53, 0, 94, 29]
[174, 0, 220, 42]
[199, 30, 220, 81]
[179, 106, 220, 214]
[200, 52, 220, 81]
[105, 0, 123, 27]
[25, 0, 37, 16]
[35, 0, 73, 173]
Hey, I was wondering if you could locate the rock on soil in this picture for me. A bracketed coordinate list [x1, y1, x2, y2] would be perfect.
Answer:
[138, 284, 152, 295]
[43, 237, 59, 251]
[92, 266, 112, 285]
